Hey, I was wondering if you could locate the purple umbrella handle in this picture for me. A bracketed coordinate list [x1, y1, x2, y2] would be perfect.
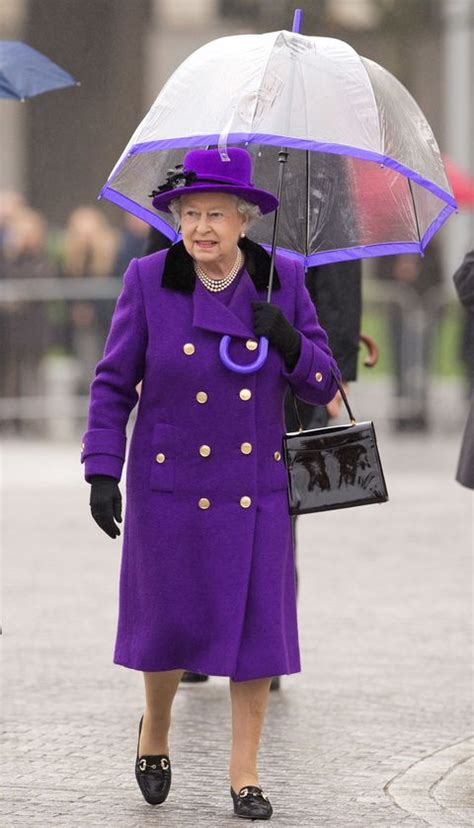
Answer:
[219, 335, 269, 374]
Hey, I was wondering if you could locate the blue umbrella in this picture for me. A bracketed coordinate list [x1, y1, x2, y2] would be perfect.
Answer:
[0, 41, 78, 101]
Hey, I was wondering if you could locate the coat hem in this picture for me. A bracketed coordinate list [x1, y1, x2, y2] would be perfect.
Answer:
[113, 655, 301, 682]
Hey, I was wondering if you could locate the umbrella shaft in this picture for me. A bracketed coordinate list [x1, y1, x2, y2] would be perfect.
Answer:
[267, 149, 288, 302]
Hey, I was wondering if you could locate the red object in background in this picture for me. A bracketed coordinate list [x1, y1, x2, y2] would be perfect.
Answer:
[443, 156, 474, 209]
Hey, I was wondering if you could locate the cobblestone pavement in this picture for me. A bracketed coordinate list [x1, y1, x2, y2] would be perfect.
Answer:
[1, 410, 473, 826]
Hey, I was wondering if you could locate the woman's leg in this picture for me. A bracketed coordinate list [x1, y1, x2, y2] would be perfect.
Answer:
[228, 677, 272, 791]
[139, 669, 184, 755]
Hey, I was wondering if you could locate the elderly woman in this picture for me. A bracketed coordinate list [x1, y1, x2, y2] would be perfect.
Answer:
[82, 148, 340, 820]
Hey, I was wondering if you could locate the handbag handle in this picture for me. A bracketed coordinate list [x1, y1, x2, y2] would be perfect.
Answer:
[291, 368, 356, 431]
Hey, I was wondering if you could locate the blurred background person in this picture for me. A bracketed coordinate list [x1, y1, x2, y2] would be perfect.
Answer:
[0, 190, 26, 249]
[0, 206, 58, 434]
[453, 249, 474, 489]
[115, 213, 151, 275]
[0, 190, 27, 421]
[280, 259, 362, 690]
[62, 205, 119, 394]
[457, 260, 474, 401]
[374, 241, 443, 433]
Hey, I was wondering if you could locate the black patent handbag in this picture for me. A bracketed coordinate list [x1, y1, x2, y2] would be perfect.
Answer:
[283, 371, 389, 515]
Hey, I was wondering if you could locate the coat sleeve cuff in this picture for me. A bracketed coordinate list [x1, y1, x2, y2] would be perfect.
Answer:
[80, 428, 126, 482]
[281, 332, 339, 404]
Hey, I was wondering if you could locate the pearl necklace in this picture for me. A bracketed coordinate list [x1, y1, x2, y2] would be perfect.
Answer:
[195, 248, 243, 292]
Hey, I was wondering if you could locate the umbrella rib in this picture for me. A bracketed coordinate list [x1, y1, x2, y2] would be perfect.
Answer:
[407, 177, 422, 246]
[299, 55, 311, 261]
[247, 32, 280, 136]
[305, 150, 310, 259]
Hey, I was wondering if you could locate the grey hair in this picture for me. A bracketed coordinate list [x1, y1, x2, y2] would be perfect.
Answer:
[236, 198, 262, 225]
[168, 195, 262, 228]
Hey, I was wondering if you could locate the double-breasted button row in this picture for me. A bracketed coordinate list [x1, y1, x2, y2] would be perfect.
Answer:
[195, 389, 252, 403]
[157, 446, 259, 463]
[193, 369, 253, 509]
[198, 495, 252, 510]
[197, 443, 253, 457]
[185, 341, 257, 355]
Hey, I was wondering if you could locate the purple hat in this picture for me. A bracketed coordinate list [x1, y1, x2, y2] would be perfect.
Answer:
[150, 148, 278, 215]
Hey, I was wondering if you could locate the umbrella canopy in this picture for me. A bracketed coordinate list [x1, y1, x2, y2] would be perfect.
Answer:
[101, 29, 456, 267]
[0, 41, 77, 101]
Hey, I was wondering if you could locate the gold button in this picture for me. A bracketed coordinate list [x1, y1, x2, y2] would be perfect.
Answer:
[240, 496, 252, 508]
[198, 497, 210, 509]
[240, 442, 252, 454]
[196, 391, 208, 403]
[155, 453, 166, 463]
[246, 339, 258, 351]
[315, 372, 323, 382]
[183, 343, 195, 355]
[199, 444, 211, 457]
[239, 388, 252, 401]
[274, 451, 281, 461]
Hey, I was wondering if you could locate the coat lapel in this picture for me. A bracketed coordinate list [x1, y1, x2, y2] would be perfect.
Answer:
[161, 237, 281, 340]
[192, 268, 260, 339]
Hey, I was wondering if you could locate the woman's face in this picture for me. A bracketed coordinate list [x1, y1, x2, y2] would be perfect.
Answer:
[179, 193, 247, 270]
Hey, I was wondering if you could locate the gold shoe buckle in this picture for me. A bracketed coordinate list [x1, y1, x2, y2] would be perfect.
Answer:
[239, 787, 268, 801]
[138, 757, 169, 772]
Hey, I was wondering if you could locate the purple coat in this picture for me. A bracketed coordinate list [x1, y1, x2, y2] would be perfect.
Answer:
[81, 240, 340, 681]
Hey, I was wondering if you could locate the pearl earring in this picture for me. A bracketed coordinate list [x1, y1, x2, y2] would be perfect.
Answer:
[240, 232, 246, 238]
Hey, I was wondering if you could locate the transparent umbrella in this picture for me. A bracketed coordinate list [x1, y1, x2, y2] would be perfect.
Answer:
[100, 11, 456, 372]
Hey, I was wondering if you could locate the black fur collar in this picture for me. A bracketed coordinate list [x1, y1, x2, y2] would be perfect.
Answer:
[161, 236, 281, 294]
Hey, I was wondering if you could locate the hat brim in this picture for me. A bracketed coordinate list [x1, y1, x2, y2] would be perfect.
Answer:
[151, 184, 279, 216]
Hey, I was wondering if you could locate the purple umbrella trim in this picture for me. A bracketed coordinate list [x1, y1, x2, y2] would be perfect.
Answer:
[101, 185, 456, 268]
[103, 132, 456, 209]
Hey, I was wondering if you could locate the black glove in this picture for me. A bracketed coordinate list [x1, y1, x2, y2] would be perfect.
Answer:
[89, 475, 122, 539]
[251, 301, 301, 372]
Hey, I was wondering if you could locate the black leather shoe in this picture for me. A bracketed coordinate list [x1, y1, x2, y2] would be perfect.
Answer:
[135, 714, 171, 805]
[180, 671, 209, 683]
[230, 785, 273, 820]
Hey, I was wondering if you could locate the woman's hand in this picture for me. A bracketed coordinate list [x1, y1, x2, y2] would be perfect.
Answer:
[89, 475, 122, 539]
[251, 301, 301, 371]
